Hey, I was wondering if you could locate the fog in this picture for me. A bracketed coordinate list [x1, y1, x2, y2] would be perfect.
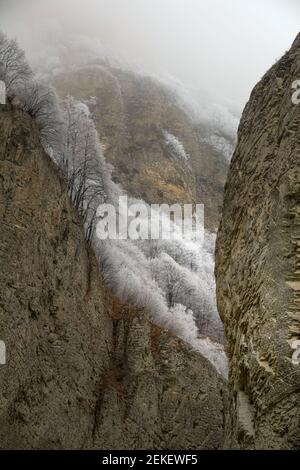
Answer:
[1, 0, 299, 109]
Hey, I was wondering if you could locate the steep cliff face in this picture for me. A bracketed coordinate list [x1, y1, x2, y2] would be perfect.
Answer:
[54, 66, 232, 231]
[0, 103, 226, 449]
[216, 35, 300, 449]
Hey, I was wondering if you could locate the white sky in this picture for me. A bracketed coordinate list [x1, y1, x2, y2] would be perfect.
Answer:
[1, 0, 299, 109]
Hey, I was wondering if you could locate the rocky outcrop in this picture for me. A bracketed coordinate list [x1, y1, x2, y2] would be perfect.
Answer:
[0, 103, 226, 449]
[216, 35, 300, 449]
[54, 66, 231, 231]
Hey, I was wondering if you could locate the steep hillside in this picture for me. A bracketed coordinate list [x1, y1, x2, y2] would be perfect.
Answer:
[54, 66, 232, 231]
[215, 34, 300, 449]
[0, 103, 227, 449]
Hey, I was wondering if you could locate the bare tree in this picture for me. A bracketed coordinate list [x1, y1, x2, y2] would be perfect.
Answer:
[0, 32, 62, 159]
[0, 32, 32, 93]
[21, 81, 63, 155]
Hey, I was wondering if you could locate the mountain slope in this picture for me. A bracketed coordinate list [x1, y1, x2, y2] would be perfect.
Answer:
[53, 64, 228, 344]
[54, 65, 232, 231]
[0, 103, 227, 449]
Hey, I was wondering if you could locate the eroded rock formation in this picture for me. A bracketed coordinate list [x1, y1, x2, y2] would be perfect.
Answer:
[216, 35, 300, 449]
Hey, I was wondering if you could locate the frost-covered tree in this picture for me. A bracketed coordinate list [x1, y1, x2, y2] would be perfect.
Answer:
[61, 96, 111, 242]
[151, 252, 213, 333]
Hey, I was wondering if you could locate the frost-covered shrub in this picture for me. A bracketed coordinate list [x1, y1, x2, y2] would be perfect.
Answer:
[201, 134, 234, 162]
[163, 130, 190, 161]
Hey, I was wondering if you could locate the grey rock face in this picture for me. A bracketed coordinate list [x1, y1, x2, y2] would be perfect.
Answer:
[215, 35, 300, 449]
[0, 104, 226, 449]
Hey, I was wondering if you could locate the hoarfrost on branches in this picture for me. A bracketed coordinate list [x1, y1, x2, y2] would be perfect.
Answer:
[0, 31, 227, 377]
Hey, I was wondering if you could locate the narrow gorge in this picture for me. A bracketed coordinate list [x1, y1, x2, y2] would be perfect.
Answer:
[0, 17, 299, 451]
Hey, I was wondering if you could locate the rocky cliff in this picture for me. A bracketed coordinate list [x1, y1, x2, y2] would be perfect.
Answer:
[216, 35, 300, 449]
[54, 66, 232, 231]
[0, 103, 226, 449]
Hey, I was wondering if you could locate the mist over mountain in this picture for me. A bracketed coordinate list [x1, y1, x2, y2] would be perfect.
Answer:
[1, 0, 299, 108]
